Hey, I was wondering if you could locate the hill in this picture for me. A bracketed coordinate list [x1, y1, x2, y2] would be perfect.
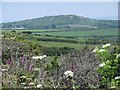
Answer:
[2, 15, 118, 30]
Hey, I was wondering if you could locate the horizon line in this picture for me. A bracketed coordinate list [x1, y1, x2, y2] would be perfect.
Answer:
[1, 14, 118, 23]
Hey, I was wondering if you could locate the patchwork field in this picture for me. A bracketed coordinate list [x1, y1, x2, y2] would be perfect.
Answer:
[2, 28, 118, 50]
[32, 28, 118, 37]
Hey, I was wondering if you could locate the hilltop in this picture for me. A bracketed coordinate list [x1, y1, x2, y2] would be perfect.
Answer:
[2, 15, 118, 30]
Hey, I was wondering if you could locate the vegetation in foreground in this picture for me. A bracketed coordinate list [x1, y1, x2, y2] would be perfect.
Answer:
[1, 30, 120, 89]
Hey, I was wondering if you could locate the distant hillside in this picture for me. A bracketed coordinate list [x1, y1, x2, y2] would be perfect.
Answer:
[2, 15, 118, 30]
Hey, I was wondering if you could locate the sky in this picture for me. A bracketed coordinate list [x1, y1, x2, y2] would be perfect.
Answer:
[1, 0, 120, 2]
[1, 2, 118, 23]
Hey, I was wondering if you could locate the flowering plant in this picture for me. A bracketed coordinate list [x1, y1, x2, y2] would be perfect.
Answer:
[93, 43, 120, 89]
[64, 70, 74, 78]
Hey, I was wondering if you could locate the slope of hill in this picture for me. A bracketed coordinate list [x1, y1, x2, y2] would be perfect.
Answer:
[2, 15, 118, 30]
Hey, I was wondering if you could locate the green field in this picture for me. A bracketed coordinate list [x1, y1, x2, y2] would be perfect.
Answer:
[3, 28, 118, 37]
[32, 29, 118, 37]
[2, 28, 118, 51]
[31, 40, 86, 50]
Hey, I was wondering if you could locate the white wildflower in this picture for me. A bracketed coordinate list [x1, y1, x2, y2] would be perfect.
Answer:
[21, 83, 26, 85]
[24, 87, 29, 89]
[43, 55, 47, 58]
[32, 55, 47, 60]
[37, 84, 42, 88]
[99, 49, 106, 52]
[38, 56, 45, 59]
[99, 63, 105, 67]
[115, 76, 120, 80]
[33, 68, 39, 71]
[29, 82, 34, 85]
[20, 75, 26, 78]
[93, 48, 99, 53]
[64, 70, 74, 78]
[2, 69, 8, 71]
[102, 43, 110, 48]
[116, 54, 120, 59]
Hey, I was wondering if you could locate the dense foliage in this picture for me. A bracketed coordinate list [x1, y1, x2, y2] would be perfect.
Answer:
[2, 38, 100, 89]
[93, 44, 120, 89]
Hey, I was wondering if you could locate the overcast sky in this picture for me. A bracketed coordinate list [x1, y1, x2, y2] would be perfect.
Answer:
[2, 2, 118, 23]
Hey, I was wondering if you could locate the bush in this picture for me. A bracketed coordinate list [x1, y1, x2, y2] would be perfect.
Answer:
[93, 43, 120, 89]
[22, 31, 32, 34]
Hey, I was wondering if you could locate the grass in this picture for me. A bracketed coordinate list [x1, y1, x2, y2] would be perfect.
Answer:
[2, 28, 118, 50]
[2, 28, 118, 37]
[31, 40, 85, 50]
[31, 28, 118, 37]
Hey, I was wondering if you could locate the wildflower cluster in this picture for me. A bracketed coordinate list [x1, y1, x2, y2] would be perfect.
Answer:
[102, 43, 111, 48]
[93, 43, 120, 89]
[32, 55, 47, 59]
[99, 63, 105, 67]
[2, 38, 48, 88]
[115, 76, 120, 80]
[92, 43, 110, 53]
[36, 83, 42, 88]
[64, 70, 74, 78]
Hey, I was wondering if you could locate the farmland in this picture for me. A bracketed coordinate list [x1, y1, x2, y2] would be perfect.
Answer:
[32, 28, 118, 37]
[5, 28, 118, 37]
[2, 28, 118, 51]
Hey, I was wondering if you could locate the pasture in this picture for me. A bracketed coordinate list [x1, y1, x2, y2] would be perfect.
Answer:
[2, 28, 118, 50]
[3, 28, 118, 37]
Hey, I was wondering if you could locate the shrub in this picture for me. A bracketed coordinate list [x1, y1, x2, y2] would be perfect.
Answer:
[93, 44, 120, 89]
